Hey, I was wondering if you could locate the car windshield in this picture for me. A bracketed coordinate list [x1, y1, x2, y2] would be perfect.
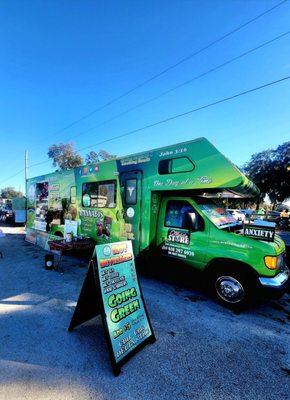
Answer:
[198, 203, 238, 228]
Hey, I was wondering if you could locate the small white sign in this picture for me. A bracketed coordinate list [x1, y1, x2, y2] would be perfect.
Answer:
[64, 219, 78, 237]
[34, 219, 46, 232]
[126, 207, 135, 218]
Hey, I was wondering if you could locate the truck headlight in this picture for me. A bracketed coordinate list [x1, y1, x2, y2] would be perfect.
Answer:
[264, 256, 278, 270]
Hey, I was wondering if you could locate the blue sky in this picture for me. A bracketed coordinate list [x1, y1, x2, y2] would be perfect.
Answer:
[0, 0, 289, 192]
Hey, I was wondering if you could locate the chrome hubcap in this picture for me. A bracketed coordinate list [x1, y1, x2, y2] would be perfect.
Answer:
[215, 276, 244, 303]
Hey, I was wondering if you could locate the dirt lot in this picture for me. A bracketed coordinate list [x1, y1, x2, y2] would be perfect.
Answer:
[0, 226, 289, 400]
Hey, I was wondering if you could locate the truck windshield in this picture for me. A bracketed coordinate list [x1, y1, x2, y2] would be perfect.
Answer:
[198, 203, 238, 228]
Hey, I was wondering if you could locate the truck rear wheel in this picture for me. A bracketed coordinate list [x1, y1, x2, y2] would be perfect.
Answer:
[209, 269, 255, 310]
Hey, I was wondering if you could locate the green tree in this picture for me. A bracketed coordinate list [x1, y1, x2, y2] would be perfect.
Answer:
[85, 149, 116, 164]
[1, 187, 23, 198]
[48, 143, 83, 170]
[243, 141, 290, 209]
[267, 142, 290, 207]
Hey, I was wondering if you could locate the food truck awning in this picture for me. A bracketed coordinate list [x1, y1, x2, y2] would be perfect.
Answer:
[190, 138, 260, 198]
[227, 175, 259, 198]
[198, 174, 260, 198]
[192, 140, 260, 198]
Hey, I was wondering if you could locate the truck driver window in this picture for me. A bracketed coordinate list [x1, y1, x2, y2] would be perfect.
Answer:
[125, 179, 137, 205]
[82, 181, 116, 208]
[165, 200, 198, 230]
[158, 157, 194, 175]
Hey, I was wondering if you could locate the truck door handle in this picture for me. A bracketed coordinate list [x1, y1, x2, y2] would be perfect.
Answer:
[116, 210, 121, 221]
[116, 210, 125, 220]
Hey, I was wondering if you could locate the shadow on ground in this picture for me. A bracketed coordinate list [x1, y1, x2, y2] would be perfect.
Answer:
[0, 228, 289, 400]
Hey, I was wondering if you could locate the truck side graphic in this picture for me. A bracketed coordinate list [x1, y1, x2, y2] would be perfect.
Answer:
[26, 137, 289, 309]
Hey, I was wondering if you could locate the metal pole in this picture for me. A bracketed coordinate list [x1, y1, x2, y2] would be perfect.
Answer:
[24, 150, 28, 222]
[25, 150, 28, 186]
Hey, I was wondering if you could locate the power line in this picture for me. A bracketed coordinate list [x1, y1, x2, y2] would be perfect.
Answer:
[67, 30, 290, 141]
[29, 0, 288, 148]
[4, 28, 288, 181]
[0, 169, 25, 186]
[5, 75, 290, 181]
[28, 159, 50, 168]
[1, 2, 288, 186]
[75, 76, 290, 153]
[27, 75, 290, 167]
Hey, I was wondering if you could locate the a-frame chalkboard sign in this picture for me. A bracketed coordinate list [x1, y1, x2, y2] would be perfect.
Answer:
[68, 241, 156, 376]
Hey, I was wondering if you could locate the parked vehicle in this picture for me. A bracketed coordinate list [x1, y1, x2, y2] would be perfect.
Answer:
[0, 204, 13, 222]
[278, 217, 290, 231]
[227, 209, 246, 222]
[266, 211, 280, 224]
[12, 197, 26, 225]
[250, 211, 281, 226]
[26, 137, 289, 309]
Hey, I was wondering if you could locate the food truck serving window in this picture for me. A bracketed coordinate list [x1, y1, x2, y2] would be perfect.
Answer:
[82, 181, 116, 208]
[158, 157, 194, 175]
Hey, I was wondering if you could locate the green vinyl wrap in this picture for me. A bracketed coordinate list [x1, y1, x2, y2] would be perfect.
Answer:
[26, 137, 285, 280]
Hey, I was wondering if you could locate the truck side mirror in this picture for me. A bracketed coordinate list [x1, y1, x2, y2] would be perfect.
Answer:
[183, 212, 196, 231]
[183, 212, 204, 232]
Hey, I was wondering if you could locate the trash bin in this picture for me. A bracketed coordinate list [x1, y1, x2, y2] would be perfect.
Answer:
[45, 254, 54, 270]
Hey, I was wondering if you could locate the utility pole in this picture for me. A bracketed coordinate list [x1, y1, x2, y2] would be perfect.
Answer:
[25, 150, 28, 184]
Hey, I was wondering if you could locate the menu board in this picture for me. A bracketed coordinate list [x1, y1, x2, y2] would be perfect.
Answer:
[95, 241, 155, 368]
[68, 240, 155, 376]
[64, 219, 78, 237]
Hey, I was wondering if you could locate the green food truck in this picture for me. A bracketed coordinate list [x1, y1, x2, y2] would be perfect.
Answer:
[26, 137, 289, 308]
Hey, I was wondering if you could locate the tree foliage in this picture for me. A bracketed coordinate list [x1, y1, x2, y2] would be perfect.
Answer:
[243, 141, 290, 208]
[47, 143, 116, 171]
[1, 186, 23, 198]
[85, 149, 116, 164]
[48, 143, 83, 170]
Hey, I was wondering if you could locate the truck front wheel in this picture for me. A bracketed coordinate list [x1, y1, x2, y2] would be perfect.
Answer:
[209, 269, 255, 310]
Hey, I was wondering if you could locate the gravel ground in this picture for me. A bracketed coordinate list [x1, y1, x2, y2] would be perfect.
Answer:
[0, 226, 289, 400]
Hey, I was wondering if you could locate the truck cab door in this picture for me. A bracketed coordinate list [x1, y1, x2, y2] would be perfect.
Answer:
[120, 171, 142, 255]
[156, 198, 208, 269]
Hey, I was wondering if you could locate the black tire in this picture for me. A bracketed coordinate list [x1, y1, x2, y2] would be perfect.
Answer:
[208, 268, 256, 311]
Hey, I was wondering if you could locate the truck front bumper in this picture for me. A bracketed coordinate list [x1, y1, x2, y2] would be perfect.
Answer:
[258, 266, 289, 295]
